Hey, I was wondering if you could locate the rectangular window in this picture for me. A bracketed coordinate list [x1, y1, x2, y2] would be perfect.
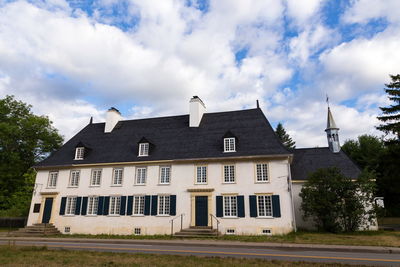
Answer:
[65, 196, 77, 215]
[132, 196, 145, 215]
[224, 138, 236, 152]
[109, 196, 121, 215]
[223, 165, 235, 183]
[90, 169, 102, 186]
[257, 195, 272, 217]
[113, 168, 123, 185]
[138, 143, 149, 156]
[87, 196, 99, 215]
[256, 163, 269, 182]
[69, 171, 80, 187]
[158, 195, 170, 215]
[196, 166, 207, 184]
[75, 147, 84, 160]
[47, 171, 58, 188]
[223, 196, 237, 217]
[159, 166, 171, 184]
[136, 167, 147, 184]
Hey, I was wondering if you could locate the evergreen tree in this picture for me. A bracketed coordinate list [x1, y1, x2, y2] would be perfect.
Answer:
[275, 122, 296, 149]
[377, 74, 400, 142]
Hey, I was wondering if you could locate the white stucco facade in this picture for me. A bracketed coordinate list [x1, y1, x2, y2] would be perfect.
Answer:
[28, 157, 296, 235]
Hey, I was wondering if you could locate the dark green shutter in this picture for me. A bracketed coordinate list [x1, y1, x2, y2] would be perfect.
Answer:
[272, 195, 281, 218]
[216, 196, 223, 217]
[249, 195, 257, 217]
[75, 197, 82, 215]
[144, 196, 151, 215]
[170, 195, 176, 216]
[103, 196, 110, 215]
[120, 196, 127, 215]
[151, 195, 158, 215]
[237, 195, 245, 217]
[81, 197, 88, 215]
[97, 196, 104, 215]
[127, 196, 133, 216]
[59, 197, 67, 215]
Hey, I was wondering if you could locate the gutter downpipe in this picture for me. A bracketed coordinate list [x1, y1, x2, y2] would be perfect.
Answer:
[287, 156, 297, 232]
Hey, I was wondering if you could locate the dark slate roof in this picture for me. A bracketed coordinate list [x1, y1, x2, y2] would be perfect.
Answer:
[291, 148, 361, 180]
[35, 108, 291, 168]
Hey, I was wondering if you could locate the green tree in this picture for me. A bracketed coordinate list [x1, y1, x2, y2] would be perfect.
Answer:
[300, 167, 376, 232]
[377, 74, 400, 142]
[275, 122, 296, 149]
[0, 95, 63, 215]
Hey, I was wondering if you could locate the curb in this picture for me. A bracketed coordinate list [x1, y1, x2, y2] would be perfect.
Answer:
[1, 237, 399, 254]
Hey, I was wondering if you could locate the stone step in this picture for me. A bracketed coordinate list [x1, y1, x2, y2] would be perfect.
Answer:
[179, 228, 217, 233]
[175, 232, 217, 236]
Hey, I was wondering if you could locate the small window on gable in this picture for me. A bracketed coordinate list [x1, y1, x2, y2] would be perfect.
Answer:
[224, 138, 236, 152]
[75, 147, 85, 160]
[138, 143, 149, 156]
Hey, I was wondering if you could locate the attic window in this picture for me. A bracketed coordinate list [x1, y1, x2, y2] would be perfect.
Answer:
[224, 138, 236, 152]
[74, 147, 84, 160]
[138, 143, 149, 157]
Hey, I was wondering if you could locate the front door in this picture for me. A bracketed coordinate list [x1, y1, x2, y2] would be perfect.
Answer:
[42, 198, 53, 223]
[195, 196, 208, 226]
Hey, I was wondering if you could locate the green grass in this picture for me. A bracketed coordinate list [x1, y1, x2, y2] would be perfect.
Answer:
[0, 227, 18, 232]
[0, 245, 367, 267]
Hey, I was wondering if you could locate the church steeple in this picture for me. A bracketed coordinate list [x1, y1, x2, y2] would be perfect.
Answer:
[325, 107, 340, 153]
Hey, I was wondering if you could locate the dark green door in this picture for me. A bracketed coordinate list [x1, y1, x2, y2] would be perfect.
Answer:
[42, 198, 53, 223]
[195, 196, 208, 226]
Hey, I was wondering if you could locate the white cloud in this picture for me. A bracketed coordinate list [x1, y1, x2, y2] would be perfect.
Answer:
[343, 0, 400, 24]
[285, 0, 325, 28]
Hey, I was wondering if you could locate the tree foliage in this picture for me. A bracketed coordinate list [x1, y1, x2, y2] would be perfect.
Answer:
[300, 167, 376, 232]
[0, 95, 63, 214]
[275, 122, 296, 149]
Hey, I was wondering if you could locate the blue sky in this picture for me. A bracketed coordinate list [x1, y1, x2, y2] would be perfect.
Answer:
[1, 0, 399, 147]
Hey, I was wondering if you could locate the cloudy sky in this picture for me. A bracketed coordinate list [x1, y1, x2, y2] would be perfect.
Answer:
[0, 0, 398, 147]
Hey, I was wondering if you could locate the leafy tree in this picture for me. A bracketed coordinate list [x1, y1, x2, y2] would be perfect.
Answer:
[377, 74, 400, 142]
[300, 167, 376, 232]
[275, 122, 296, 149]
[0, 95, 63, 215]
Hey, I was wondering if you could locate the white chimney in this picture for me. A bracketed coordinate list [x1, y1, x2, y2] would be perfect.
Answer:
[189, 96, 206, 127]
[105, 107, 122, 133]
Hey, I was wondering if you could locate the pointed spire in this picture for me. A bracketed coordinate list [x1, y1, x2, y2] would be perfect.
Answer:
[325, 106, 340, 153]
[326, 107, 338, 130]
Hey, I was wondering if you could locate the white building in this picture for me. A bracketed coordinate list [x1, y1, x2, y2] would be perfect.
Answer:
[27, 97, 362, 235]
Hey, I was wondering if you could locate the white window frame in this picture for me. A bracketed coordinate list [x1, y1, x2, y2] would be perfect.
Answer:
[224, 137, 236, 152]
[112, 168, 123, 186]
[159, 166, 171, 184]
[257, 195, 273, 218]
[87, 196, 99, 215]
[74, 147, 84, 160]
[132, 195, 145, 216]
[136, 167, 147, 185]
[223, 195, 237, 217]
[138, 143, 149, 156]
[196, 166, 207, 184]
[47, 171, 58, 188]
[158, 195, 170, 216]
[223, 165, 235, 183]
[255, 163, 269, 182]
[65, 196, 77, 215]
[69, 170, 80, 187]
[90, 169, 102, 186]
[109, 196, 121, 216]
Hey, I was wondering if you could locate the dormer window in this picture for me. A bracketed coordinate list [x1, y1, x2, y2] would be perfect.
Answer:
[75, 147, 85, 160]
[224, 138, 236, 152]
[138, 143, 149, 157]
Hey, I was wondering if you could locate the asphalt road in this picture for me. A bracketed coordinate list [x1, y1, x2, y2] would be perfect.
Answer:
[1, 240, 400, 266]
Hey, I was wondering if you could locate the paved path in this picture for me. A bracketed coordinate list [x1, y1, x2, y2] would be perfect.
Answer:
[1, 238, 400, 266]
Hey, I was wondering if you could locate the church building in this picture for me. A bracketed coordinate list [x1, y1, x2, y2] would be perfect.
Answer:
[26, 96, 366, 235]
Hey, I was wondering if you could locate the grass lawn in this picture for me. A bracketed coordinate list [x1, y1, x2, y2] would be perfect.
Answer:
[0, 245, 367, 267]
[0, 227, 19, 232]
[51, 230, 400, 248]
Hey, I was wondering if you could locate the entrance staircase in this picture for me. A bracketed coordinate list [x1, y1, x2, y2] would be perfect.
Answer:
[11, 223, 61, 236]
[174, 226, 219, 238]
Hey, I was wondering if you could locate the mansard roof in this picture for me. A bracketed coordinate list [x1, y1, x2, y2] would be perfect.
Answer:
[291, 148, 361, 180]
[35, 108, 291, 168]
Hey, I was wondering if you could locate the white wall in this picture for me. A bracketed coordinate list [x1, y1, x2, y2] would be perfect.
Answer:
[28, 158, 294, 235]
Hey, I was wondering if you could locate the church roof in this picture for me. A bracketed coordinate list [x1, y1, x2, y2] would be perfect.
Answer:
[35, 108, 291, 168]
[291, 147, 361, 180]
